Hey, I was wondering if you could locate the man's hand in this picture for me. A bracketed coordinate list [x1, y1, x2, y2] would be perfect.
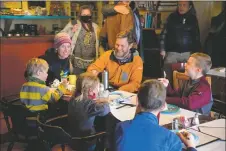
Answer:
[114, 5, 129, 15]
[177, 131, 196, 148]
[160, 50, 166, 59]
[158, 78, 169, 87]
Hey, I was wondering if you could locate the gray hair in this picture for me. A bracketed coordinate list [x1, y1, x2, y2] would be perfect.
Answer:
[137, 79, 166, 112]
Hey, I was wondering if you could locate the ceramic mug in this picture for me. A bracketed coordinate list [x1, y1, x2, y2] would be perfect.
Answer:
[68, 75, 77, 85]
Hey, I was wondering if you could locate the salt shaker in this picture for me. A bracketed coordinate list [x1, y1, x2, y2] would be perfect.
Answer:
[102, 70, 109, 90]
[184, 116, 190, 128]
[172, 118, 179, 130]
[192, 114, 200, 126]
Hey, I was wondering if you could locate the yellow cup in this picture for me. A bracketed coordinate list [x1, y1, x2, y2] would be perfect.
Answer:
[68, 75, 77, 85]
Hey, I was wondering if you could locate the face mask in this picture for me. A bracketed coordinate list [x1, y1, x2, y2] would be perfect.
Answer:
[80, 16, 92, 23]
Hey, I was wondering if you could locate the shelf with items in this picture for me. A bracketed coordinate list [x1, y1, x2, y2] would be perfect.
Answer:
[137, 1, 177, 32]
[0, 15, 71, 36]
[0, 15, 71, 20]
[140, 10, 174, 29]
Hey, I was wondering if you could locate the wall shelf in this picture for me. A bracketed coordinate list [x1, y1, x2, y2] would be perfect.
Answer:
[0, 15, 71, 20]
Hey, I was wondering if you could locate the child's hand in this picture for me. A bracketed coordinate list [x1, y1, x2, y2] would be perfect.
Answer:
[61, 79, 69, 87]
[51, 79, 60, 88]
[158, 78, 169, 87]
[96, 90, 110, 104]
[95, 97, 109, 104]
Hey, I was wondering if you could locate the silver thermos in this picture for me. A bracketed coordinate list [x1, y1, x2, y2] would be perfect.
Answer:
[102, 70, 109, 90]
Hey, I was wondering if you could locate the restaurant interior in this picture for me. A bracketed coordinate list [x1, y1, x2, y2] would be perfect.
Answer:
[0, 1, 225, 151]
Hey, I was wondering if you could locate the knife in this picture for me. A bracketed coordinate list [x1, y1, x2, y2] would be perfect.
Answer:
[116, 104, 128, 109]
[119, 102, 136, 107]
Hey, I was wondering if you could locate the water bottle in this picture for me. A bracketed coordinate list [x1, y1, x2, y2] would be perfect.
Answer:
[102, 70, 109, 90]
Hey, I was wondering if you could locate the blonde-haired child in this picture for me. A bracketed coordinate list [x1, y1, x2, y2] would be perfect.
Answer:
[20, 58, 68, 112]
[68, 72, 110, 139]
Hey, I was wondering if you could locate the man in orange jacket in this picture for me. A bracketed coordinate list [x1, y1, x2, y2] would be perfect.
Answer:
[87, 31, 143, 93]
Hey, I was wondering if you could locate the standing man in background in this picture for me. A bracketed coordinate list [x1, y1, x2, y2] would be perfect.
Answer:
[160, 1, 201, 84]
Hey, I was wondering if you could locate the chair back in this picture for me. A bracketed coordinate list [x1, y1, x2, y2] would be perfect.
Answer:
[71, 131, 107, 151]
[1, 99, 37, 136]
[171, 63, 185, 72]
[205, 76, 212, 86]
[173, 71, 211, 90]
[37, 114, 71, 147]
[37, 114, 106, 151]
[173, 71, 190, 90]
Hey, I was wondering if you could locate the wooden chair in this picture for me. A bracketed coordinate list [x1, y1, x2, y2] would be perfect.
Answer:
[173, 71, 211, 90]
[0, 96, 39, 151]
[37, 114, 107, 151]
[37, 114, 71, 151]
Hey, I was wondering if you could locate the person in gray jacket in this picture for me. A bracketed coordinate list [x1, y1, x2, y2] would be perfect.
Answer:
[61, 5, 100, 75]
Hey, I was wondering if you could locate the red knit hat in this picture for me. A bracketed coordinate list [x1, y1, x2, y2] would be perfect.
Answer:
[54, 32, 72, 48]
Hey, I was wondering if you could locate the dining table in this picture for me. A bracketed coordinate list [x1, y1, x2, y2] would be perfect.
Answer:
[108, 90, 226, 151]
[188, 119, 226, 151]
[109, 90, 199, 126]
[59, 89, 226, 151]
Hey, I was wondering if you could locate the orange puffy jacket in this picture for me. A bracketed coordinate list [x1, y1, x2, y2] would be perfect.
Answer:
[87, 50, 143, 93]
